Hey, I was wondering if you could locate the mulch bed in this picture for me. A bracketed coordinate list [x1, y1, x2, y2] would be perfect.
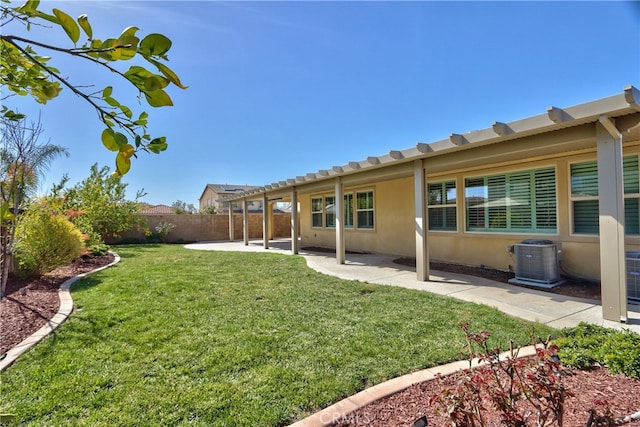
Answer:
[334, 364, 640, 426]
[0, 253, 115, 355]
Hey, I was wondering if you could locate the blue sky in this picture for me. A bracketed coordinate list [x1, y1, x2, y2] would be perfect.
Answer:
[4, 1, 639, 206]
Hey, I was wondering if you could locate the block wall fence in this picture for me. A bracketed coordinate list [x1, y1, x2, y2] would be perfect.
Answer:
[106, 213, 293, 244]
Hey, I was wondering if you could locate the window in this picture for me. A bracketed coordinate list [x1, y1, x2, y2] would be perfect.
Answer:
[570, 156, 640, 234]
[311, 197, 323, 227]
[311, 191, 373, 229]
[325, 195, 336, 228]
[356, 190, 374, 229]
[428, 181, 457, 230]
[465, 167, 557, 233]
[344, 193, 354, 228]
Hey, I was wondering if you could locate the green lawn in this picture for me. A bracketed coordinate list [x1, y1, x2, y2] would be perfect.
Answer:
[0, 245, 556, 426]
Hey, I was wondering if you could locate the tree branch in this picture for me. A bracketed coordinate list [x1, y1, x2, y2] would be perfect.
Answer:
[2, 34, 133, 85]
[2, 35, 140, 138]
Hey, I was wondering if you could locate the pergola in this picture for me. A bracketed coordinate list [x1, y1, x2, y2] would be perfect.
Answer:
[224, 86, 640, 324]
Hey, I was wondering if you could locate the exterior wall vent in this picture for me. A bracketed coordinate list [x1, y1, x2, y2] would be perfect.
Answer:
[625, 252, 640, 303]
[508, 239, 565, 289]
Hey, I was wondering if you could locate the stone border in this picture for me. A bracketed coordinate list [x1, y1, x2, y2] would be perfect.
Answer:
[289, 345, 539, 427]
[0, 252, 120, 372]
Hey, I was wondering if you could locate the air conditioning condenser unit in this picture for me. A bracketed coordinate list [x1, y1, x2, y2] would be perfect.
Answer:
[508, 239, 565, 289]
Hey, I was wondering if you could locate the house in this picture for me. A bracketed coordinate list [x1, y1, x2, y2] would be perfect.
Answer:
[198, 184, 262, 213]
[222, 86, 640, 324]
[139, 204, 174, 215]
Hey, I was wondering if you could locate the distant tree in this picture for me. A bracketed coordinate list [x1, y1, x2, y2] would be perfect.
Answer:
[200, 204, 217, 215]
[0, 116, 68, 297]
[171, 200, 196, 214]
[1, 0, 187, 175]
[136, 202, 153, 212]
[62, 164, 146, 242]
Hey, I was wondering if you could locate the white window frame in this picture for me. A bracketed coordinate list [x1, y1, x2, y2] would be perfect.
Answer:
[427, 180, 457, 231]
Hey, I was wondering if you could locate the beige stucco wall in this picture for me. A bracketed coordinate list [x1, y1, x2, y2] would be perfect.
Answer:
[298, 134, 640, 282]
[299, 177, 416, 256]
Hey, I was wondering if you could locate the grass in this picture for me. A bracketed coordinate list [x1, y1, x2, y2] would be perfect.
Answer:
[0, 245, 556, 426]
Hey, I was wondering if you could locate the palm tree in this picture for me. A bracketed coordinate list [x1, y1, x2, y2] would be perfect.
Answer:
[0, 115, 68, 298]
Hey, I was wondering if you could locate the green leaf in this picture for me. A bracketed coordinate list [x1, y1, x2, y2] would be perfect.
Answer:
[144, 89, 173, 107]
[16, 0, 40, 12]
[124, 66, 164, 90]
[87, 39, 102, 58]
[119, 26, 139, 39]
[99, 38, 120, 61]
[143, 76, 163, 91]
[101, 129, 119, 151]
[119, 104, 133, 119]
[0, 202, 15, 222]
[77, 14, 92, 39]
[119, 143, 135, 159]
[144, 55, 188, 89]
[116, 152, 131, 175]
[101, 129, 127, 151]
[117, 35, 139, 60]
[33, 9, 59, 24]
[104, 96, 120, 107]
[102, 86, 113, 98]
[114, 131, 127, 147]
[53, 8, 80, 44]
[134, 135, 142, 148]
[147, 137, 168, 154]
[139, 33, 172, 56]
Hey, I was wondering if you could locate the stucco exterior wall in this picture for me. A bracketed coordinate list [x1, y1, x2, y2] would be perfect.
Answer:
[300, 177, 415, 256]
[298, 138, 640, 282]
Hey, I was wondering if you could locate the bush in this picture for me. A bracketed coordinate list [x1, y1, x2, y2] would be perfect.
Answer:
[155, 222, 175, 243]
[430, 323, 572, 427]
[599, 329, 640, 378]
[88, 244, 109, 257]
[556, 323, 640, 378]
[14, 203, 85, 276]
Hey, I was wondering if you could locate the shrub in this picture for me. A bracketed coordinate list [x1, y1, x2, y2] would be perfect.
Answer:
[155, 222, 175, 243]
[88, 244, 109, 257]
[556, 323, 640, 378]
[14, 202, 84, 276]
[599, 329, 640, 378]
[430, 323, 572, 427]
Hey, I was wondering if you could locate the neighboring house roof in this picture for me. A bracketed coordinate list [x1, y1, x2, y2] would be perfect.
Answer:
[199, 184, 260, 202]
[223, 85, 640, 202]
[140, 204, 174, 215]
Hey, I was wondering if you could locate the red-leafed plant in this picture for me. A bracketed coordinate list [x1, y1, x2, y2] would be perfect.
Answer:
[430, 323, 573, 426]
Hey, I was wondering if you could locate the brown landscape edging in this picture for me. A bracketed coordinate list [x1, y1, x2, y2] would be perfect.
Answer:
[0, 253, 120, 372]
[288, 345, 539, 427]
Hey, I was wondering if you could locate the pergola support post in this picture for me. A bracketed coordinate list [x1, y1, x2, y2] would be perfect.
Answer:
[415, 160, 429, 281]
[228, 202, 235, 241]
[262, 194, 269, 249]
[242, 199, 249, 246]
[597, 116, 628, 322]
[291, 188, 299, 255]
[335, 178, 345, 264]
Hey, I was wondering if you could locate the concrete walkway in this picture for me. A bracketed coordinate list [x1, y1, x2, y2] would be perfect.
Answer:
[186, 239, 640, 333]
